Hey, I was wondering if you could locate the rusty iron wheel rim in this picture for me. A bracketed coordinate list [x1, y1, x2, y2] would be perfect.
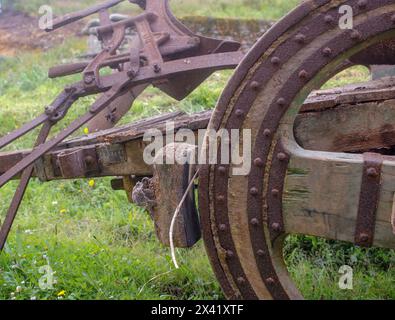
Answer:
[199, 0, 395, 300]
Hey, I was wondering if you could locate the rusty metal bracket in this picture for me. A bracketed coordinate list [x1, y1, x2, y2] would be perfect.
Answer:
[355, 153, 383, 247]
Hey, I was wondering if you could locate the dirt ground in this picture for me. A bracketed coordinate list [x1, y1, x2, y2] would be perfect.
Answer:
[0, 10, 82, 56]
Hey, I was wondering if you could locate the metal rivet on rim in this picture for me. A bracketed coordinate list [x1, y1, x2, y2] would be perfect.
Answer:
[237, 277, 246, 284]
[271, 223, 281, 232]
[250, 218, 259, 226]
[218, 166, 226, 174]
[295, 33, 306, 44]
[367, 167, 378, 177]
[351, 30, 362, 40]
[298, 70, 309, 79]
[219, 224, 227, 231]
[235, 109, 244, 117]
[271, 56, 281, 65]
[226, 250, 234, 258]
[277, 153, 287, 161]
[254, 158, 264, 167]
[250, 187, 259, 196]
[250, 81, 260, 90]
[277, 98, 286, 106]
[271, 189, 280, 197]
[358, 0, 367, 8]
[322, 47, 332, 57]
[324, 15, 334, 24]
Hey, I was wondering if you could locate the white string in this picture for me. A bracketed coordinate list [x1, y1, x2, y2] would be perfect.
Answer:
[169, 169, 200, 269]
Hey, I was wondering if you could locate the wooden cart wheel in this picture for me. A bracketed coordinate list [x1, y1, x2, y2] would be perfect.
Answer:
[199, 0, 395, 300]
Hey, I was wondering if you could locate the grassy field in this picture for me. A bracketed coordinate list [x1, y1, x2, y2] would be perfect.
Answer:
[0, 0, 394, 300]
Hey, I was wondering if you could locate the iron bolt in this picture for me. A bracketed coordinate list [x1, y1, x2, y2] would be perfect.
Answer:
[153, 64, 161, 73]
[351, 30, 362, 40]
[271, 223, 281, 232]
[237, 277, 245, 285]
[277, 98, 286, 107]
[298, 69, 309, 79]
[254, 158, 264, 167]
[217, 195, 225, 202]
[84, 75, 94, 84]
[265, 277, 275, 285]
[295, 34, 306, 44]
[271, 56, 281, 65]
[257, 249, 265, 256]
[263, 129, 272, 137]
[272, 189, 280, 197]
[218, 166, 227, 174]
[251, 218, 259, 226]
[219, 224, 227, 231]
[235, 109, 244, 117]
[359, 233, 370, 243]
[226, 250, 234, 258]
[324, 15, 334, 24]
[250, 81, 260, 90]
[277, 153, 288, 161]
[322, 47, 332, 57]
[250, 187, 259, 196]
[367, 167, 378, 178]
[358, 0, 367, 8]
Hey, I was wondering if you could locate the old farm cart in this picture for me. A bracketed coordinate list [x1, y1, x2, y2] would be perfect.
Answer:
[1, 0, 395, 299]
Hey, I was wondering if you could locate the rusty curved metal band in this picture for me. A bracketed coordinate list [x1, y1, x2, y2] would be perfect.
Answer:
[355, 153, 383, 247]
[200, 0, 395, 299]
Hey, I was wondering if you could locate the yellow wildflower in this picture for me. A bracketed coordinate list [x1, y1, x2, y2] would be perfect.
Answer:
[57, 290, 66, 297]
[88, 179, 95, 188]
[60, 209, 67, 214]
[83, 127, 89, 135]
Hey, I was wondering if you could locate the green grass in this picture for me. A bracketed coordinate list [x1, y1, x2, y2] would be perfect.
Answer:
[0, 0, 394, 301]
